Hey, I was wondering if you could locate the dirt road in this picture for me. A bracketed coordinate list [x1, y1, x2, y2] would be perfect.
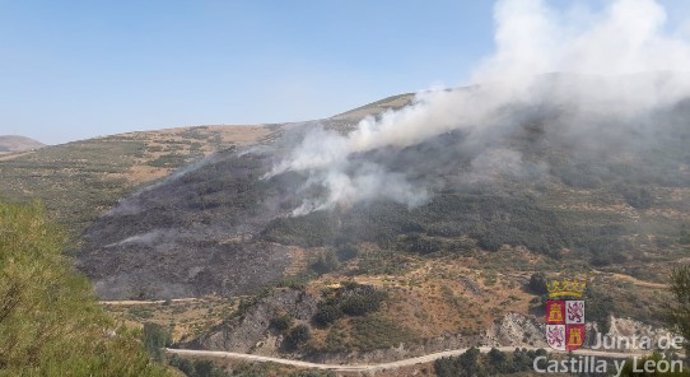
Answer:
[99, 298, 199, 306]
[166, 346, 657, 373]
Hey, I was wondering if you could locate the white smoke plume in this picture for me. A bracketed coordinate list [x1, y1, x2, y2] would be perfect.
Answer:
[269, 0, 690, 215]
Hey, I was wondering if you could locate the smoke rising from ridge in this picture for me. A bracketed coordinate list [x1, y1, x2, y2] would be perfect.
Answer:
[269, 0, 690, 215]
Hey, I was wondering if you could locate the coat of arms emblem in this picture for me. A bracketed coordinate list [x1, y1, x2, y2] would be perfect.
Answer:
[545, 279, 586, 351]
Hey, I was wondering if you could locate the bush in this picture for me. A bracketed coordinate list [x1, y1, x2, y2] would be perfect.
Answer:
[142, 322, 171, 361]
[313, 304, 342, 327]
[475, 234, 502, 252]
[312, 283, 387, 326]
[398, 234, 441, 255]
[680, 225, 690, 245]
[340, 291, 385, 316]
[620, 186, 654, 209]
[586, 285, 615, 333]
[434, 347, 542, 377]
[309, 250, 340, 275]
[269, 314, 293, 332]
[526, 272, 548, 295]
[289, 371, 335, 377]
[168, 355, 230, 377]
[335, 244, 359, 261]
[284, 324, 311, 351]
[589, 250, 626, 267]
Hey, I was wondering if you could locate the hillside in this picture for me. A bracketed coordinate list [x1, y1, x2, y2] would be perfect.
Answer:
[2, 85, 688, 362]
[72, 80, 690, 361]
[0, 135, 44, 153]
[0, 95, 407, 239]
[76, 85, 690, 295]
[0, 125, 273, 237]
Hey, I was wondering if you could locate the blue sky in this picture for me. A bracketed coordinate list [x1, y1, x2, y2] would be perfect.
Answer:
[1, 1, 688, 144]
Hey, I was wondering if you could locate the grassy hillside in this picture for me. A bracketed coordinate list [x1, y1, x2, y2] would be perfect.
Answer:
[0, 125, 273, 238]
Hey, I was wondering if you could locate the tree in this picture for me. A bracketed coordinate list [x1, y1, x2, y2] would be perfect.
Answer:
[0, 200, 171, 376]
[486, 348, 507, 373]
[458, 347, 483, 375]
[667, 265, 690, 353]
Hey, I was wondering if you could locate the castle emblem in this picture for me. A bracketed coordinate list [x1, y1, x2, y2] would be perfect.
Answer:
[545, 279, 586, 351]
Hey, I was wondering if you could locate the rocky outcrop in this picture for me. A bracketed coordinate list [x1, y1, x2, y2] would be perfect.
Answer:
[483, 312, 547, 348]
[584, 316, 682, 351]
[184, 288, 318, 354]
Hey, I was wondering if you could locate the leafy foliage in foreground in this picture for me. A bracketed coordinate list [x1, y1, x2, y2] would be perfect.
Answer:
[0, 200, 171, 377]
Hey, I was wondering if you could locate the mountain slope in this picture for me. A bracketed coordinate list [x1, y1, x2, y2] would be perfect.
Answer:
[0, 135, 44, 153]
[76, 89, 690, 305]
[0, 125, 273, 237]
[0, 94, 409, 238]
[1, 87, 687, 358]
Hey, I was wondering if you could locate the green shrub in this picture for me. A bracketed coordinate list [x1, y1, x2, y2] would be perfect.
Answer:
[312, 283, 387, 326]
[0, 200, 172, 376]
[340, 291, 385, 316]
[313, 304, 342, 327]
[434, 347, 543, 377]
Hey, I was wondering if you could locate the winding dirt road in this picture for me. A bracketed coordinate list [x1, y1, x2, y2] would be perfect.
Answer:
[166, 346, 657, 373]
[99, 298, 200, 306]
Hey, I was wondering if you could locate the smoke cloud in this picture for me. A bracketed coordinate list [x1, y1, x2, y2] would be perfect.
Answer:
[268, 0, 690, 215]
